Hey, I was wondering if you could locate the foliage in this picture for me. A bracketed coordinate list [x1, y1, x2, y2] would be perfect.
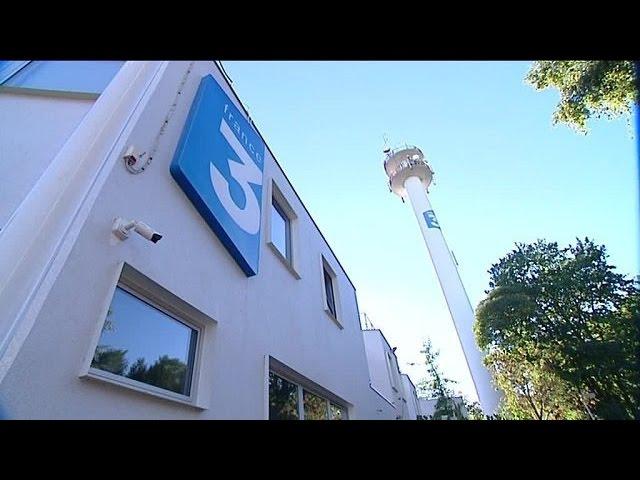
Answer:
[525, 61, 637, 133]
[92, 345, 128, 376]
[461, 399, 485, 420]
[91, 347, 188, 395]
[475, 238, 639, 419]
[417, 339, 467, 420]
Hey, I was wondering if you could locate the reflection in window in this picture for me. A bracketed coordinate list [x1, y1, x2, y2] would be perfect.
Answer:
[91, 286, 198, 396]
[323, 267, 337, 319]
[2, 61, 125, 94]
[303, 390, 328, 420]
[269, 372, 299, 420]
[268, 369, 347, 420]
[271, 198, 291, 262]
[330, 403, 346, 420]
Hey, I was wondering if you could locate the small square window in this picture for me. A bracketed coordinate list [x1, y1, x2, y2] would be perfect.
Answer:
[323, 266, 337, 320]
[267, 182, 300, 279]
[271, 197, 292, 262]
[90, 286, 199, 397]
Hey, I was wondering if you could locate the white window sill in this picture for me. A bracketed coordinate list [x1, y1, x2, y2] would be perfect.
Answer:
[82, 368, 207, 411]
[324, 308, 343, 330]
[267, 241, 301, 279]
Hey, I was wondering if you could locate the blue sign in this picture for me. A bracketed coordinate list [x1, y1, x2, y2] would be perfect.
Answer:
[423, 209, 440, 229]
[170, 75, 265, 276]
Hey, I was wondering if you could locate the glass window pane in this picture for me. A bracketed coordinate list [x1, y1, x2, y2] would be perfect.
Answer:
[324, 269, 336, 317]
[4, 61, 124, 94]
[91, 286, 197, 396]
[0, 60, 29, 84]
[330, 403, 346, 420]
[271, 200, 290, 260]
[303, 390, 328, 420]
[269, 372, 299, 420]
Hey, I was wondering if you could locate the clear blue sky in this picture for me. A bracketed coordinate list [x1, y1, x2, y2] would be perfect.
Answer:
[223, 61, 639, 403]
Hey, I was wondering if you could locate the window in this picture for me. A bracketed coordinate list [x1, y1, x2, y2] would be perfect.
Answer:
[82, 264, 216, 409]
[90, 286, 199, 397]
[269, 372, 299, 420]
[324, 268, 336, 317]
[320, 256, 341, 328]
[303, 390, 327, 420]
[0, 60, 124, 95]
[329, 403, 347, 420]
[268, 370, 347, 420]
[322, 264, 338, 319]
[271, 197, 291, 262]
[386, 352, 398, 392]
[267, 181, 299, 278]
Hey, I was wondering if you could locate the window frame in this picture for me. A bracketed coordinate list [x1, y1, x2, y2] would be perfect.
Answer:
[80, 263, 216, 409]
[265, 180, 300, 279]
[320, 256, 342, 328]
[0, 60, 124, 99]
[386, 351, 399, 393]
[266, 357, 349, 420]
[0, 61, 30, 84]
[271, 197, 292, 262]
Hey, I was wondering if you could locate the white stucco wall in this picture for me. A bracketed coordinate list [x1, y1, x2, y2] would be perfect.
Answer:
[401, 374, 419, 420]
[0, 61, 394, 420]
[362, 329, 409, 418]
[0, 91, 95, 228]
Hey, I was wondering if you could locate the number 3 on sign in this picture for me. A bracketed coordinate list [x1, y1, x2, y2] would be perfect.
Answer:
[210, 118, 263, 235]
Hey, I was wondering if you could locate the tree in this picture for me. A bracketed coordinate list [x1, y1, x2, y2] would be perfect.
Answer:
[417, 339, 467, 420]
[475, 238, 639, 419]
[525, 61, 637, 134]
[91, 346, 128, 376]
[126, 358, 148, 383]
[459, 398, 483, 420]
[143, 355, 188, 395]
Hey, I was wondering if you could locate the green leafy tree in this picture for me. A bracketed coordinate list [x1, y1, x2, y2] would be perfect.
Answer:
[525, 61, 637, 133]
[461, 399, 485, 420]
[417, 339, 467, 420]
[143, 355, 188, 395]
[91, 346, 128, 376]
[126, 358, 148, 383]
[475, 238, 639, 419]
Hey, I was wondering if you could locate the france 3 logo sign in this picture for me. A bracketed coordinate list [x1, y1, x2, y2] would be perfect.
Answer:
[423, 209, 440, 229]
[170, 75, 265, 277]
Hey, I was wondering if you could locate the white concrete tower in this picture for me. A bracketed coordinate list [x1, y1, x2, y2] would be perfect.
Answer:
[383, 145, 499, 415]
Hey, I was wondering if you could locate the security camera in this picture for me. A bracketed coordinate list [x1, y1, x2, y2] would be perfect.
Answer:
[112, 217, 163, 243]
[123, 145, 149, 174]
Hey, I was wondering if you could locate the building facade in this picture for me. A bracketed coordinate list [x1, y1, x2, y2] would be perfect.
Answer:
[361, 328, 421, 420]
[0, 61, 411, 419]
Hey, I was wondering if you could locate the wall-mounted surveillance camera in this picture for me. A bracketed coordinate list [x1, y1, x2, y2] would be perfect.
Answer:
[112, 217, 163, 243]
[123, 145, 149, 174]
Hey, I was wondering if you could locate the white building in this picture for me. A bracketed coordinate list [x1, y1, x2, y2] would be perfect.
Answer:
[361, 328, 420, 420]
[0, 60, 411, 419]
[401, 374, 420, 420]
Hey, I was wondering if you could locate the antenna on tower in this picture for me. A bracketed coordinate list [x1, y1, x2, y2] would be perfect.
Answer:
[382, 133, 391, 154]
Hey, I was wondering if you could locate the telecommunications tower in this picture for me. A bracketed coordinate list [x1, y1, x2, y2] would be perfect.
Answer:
[383, 145, 499, 414]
